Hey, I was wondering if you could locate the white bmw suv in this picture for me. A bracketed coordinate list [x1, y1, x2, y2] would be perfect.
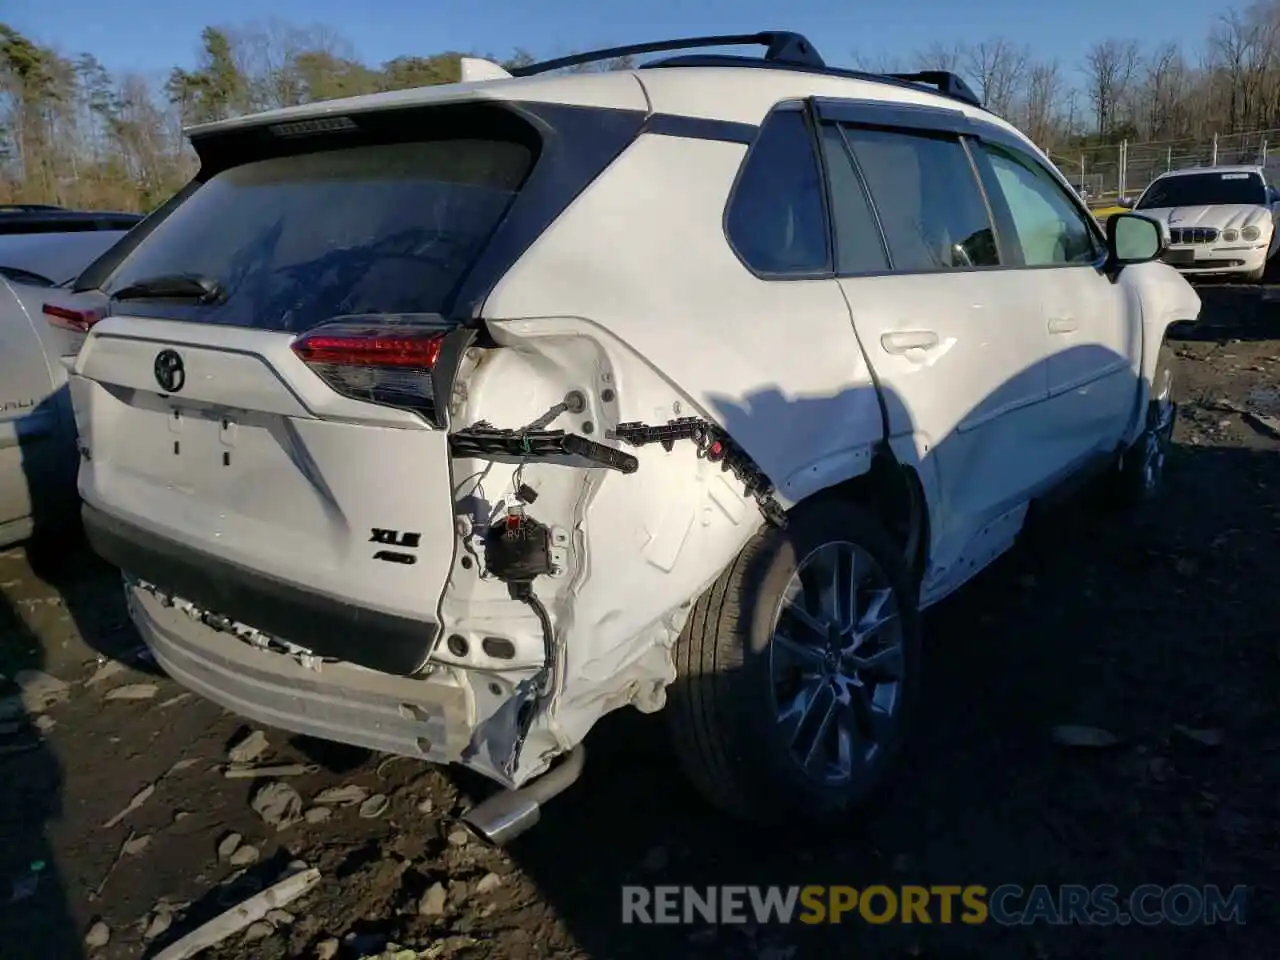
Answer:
[1129, 164, 1279, 281]
[54, 32, 1201, 841]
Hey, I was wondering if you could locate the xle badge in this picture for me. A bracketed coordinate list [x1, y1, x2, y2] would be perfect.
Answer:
[371, 528, 421, 565]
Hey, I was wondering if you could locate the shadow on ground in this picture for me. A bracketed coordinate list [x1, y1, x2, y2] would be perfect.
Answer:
[0, 552, 83, 960]
[499, 443, 1279, 960]
[1179, 282, 1280, 342]
[0, 388, 140, 960]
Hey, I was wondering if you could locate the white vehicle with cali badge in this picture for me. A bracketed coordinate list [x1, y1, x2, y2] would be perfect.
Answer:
[1127, 164, 1280, 281]
[55, 31, 1201, 842]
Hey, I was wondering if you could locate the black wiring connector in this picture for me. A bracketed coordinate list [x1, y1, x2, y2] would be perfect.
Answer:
[450, 423, 639, 474]
[608, 417, 787, 527]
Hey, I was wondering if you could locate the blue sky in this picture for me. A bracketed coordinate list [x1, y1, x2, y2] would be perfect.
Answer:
[11, 0, 1229, 89]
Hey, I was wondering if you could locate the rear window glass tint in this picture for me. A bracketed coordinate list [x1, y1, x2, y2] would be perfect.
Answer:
[726, 109, 830, 275]
[101, 138, 533, 331]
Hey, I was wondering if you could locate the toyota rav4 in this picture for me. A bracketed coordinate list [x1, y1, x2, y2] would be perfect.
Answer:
[56, 31, 1201, 842]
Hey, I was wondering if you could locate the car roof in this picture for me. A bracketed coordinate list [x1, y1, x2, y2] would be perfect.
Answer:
[185, 32, 1022, 144]
[1155, 165, 1264, 179]
[0, 230, 131, 286]
[187, 62, 1031, 152]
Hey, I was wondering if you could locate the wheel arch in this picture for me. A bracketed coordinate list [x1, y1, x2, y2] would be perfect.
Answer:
[801, 445, 929, 585]
[1122, 269, 1198, 446]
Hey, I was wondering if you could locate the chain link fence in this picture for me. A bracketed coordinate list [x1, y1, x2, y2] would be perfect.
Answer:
[1049, 129, 1280, 207]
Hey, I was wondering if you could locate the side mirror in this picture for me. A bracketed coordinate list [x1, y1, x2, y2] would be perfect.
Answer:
[1117, 196, 1136, 209]
[1104, 213, 1164, 277]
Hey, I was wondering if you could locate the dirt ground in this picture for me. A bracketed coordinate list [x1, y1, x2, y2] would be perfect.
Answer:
[2, 286, 1278, 960]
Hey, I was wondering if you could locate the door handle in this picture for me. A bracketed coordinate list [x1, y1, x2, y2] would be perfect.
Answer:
[881, 330, 940, 354]
[1047, 316, 1079, 334]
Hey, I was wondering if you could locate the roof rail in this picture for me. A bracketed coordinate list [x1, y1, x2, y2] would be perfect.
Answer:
[507, 31, 826, 77]
[884, 71, 982, 109]
[506, 31, 986, 111]
[637, 54, 986, 111]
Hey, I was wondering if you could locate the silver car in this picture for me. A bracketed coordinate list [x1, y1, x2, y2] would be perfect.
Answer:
[0, 209, 141, 547]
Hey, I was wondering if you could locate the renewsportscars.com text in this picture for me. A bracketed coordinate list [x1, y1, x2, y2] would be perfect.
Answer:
[621, 884, 1249, 926]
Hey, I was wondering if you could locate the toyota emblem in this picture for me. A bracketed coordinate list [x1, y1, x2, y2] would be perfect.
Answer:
[154, 349, 186, 393]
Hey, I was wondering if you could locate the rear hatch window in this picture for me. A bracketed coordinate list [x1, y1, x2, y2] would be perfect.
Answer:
[98, 134, 534, 332]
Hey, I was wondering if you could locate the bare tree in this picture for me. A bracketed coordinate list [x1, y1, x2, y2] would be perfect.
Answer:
[1083, 38, 1141, 134]
[230, 19, 356, 110]
[848, 49, 907, 73]
[12, 7, 1280, 211]
[966, 38, 1029, 116]
[1141, 43, 1191, 138]
[1206, 4, 1280, 132]
[1024, 61, 1064, 147]
[914, 41, 964, 72]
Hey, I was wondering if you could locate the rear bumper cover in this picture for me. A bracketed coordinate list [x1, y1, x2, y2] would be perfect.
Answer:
[82, 503, 437, 675]
[126, 584, 475, 766]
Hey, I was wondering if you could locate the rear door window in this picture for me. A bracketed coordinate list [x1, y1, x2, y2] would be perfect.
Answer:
[818, 124, 890, 274]
[101, 138, 534, 332]
[839, 125, 1000, 272]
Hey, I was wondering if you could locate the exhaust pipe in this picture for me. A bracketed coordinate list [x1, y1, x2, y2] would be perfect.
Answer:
[462, 745, 586, 845]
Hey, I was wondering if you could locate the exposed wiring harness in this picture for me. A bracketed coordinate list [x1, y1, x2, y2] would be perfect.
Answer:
[609, 417, 787, 527]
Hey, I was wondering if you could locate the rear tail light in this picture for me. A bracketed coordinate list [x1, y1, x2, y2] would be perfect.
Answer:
[291, 316, 452, 415]
[42, 302, 104, 332]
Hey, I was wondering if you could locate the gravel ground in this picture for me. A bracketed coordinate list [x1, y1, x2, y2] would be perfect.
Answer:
[1, 288, 1278, 960]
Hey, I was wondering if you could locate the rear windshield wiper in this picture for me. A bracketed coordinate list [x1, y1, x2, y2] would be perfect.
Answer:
[111, 273, 225, 304]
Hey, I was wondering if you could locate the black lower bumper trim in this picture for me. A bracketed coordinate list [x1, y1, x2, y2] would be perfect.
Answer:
[82, 504, 436, 676]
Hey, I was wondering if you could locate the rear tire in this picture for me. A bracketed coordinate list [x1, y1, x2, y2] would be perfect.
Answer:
[666, 500, 921, 823]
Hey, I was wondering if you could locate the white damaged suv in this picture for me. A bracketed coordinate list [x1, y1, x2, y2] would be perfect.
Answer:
[57, 32, 1201, 841]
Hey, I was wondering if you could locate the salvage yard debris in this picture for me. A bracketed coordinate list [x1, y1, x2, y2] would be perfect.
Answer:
[313, 784, 369, 807]
[227, 729, 269, 764]
[83, 659, 129, 687]
[151, 867, 321, 960]
[229, 844, 260, 867]
[103, 682, 159, 701]
[216, 833, 243, 861]
[103, 782, 155, 829]
[84, 920, 110, 948]
[251, 781, 304, 830]
[224, 762, 319, 779]
[94, 829, 150, 897]
[12, 669, 69, 713]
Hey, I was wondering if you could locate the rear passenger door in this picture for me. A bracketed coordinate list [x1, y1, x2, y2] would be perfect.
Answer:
[815, 100, 1056, 582]
[970, 139, 1135, 470]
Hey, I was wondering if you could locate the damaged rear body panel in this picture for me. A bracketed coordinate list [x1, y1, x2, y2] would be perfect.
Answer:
[465, 120, 886, 782]
[67, 75, 885, 792]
